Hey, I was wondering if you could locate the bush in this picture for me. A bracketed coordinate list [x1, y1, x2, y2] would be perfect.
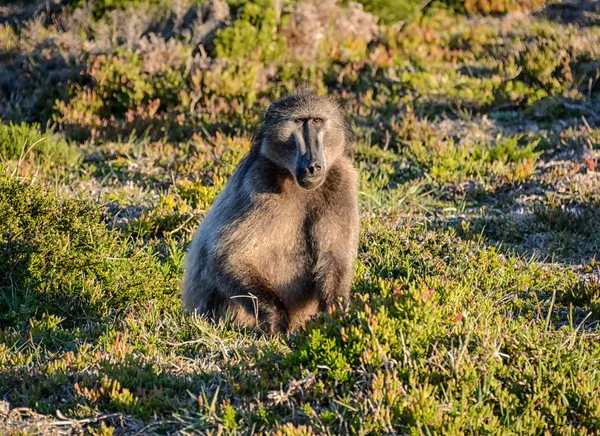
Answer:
[54, 51, 192, 140]
[462, 0, 545, 14]
[214, 0, 287, 61]
[404, 135, 541, 183]
[356, 0, 423, 22]
[0, 173, 181, 328]
[63, 0, 166, 19]
[357, 0, 546, 22]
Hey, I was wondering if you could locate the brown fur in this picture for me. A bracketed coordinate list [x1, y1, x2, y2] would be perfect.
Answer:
[182, 91, 359, 334]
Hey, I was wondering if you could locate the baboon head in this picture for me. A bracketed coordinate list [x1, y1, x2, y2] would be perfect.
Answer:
[258, 92, 351, 190]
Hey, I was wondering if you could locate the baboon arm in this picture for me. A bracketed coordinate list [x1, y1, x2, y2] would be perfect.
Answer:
[312, 199, 359, 311]
[314, 251, 354, 311]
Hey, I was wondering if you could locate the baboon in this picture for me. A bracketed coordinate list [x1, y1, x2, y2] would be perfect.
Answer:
[182, 91, 359, 334]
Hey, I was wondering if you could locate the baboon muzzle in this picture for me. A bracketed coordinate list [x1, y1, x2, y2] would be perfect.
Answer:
[295, 121, 324, 189]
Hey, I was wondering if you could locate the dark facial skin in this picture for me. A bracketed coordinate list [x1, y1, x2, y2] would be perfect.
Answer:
[292, 117, 325, 190]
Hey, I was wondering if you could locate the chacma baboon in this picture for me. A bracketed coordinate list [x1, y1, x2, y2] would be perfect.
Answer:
[182, 91, 359, 334]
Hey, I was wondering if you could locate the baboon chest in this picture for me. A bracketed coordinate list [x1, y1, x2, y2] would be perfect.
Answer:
[225, 200, 318, 304]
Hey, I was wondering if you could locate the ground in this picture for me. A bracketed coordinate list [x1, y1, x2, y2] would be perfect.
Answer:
[0, 0, 600, 434]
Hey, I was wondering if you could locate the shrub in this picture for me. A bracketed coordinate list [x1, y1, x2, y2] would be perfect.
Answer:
[63, 0, 166, 19]
[404, 135, 541, 183]
[78, 52, 155, 118]
[54, 51, 192, 140]
[214, 0, 287, 62]
[356, 0, 423, 22]
[0, 173, 181, 328]
[55, 45, 277, 140]
[462, 0, 545, 14]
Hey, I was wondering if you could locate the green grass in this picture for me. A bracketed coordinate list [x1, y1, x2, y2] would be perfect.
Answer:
[0, 121, 79, 166]
[1, 0, 600, 434]
[0, 174, 181, 328]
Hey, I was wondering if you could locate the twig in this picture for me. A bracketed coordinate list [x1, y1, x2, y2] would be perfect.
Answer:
[48, 411, 122, 427]
[167, 214, 199, 236]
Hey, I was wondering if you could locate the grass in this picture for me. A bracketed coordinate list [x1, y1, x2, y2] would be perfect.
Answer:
[1, 0, 600, 434]
[0, 121, 79, 166]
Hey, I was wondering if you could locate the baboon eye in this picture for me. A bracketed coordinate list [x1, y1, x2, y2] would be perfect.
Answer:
[294, 119, 303, 125]
[312, 118, 323, 124]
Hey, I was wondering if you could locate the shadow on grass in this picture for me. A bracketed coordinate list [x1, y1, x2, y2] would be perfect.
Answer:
[0, 43, 83, 125]
[0, 331, 291, 433]
[432, 191, 600, 265]
[536, 0, 600, 28]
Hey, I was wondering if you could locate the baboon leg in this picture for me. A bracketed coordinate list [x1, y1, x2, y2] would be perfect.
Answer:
[227, 283, 290, 335]
[182, 280, 225, 319]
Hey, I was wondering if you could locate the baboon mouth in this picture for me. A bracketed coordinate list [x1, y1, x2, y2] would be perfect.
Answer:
[297, 176, 325, 190]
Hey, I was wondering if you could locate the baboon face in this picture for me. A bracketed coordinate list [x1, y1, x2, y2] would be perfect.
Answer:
[259, 93, 349, 190]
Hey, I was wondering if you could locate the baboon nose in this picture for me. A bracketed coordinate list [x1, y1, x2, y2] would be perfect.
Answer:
[307, 163, 322, 176]
[297, 158, 325, 188]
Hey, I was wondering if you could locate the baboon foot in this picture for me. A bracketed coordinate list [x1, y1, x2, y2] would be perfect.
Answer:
[261, 307, 290, 335]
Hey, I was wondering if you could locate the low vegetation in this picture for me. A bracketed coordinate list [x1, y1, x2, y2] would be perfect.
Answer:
[0, 121, 79, 166]
[1, 0, 599, 434]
